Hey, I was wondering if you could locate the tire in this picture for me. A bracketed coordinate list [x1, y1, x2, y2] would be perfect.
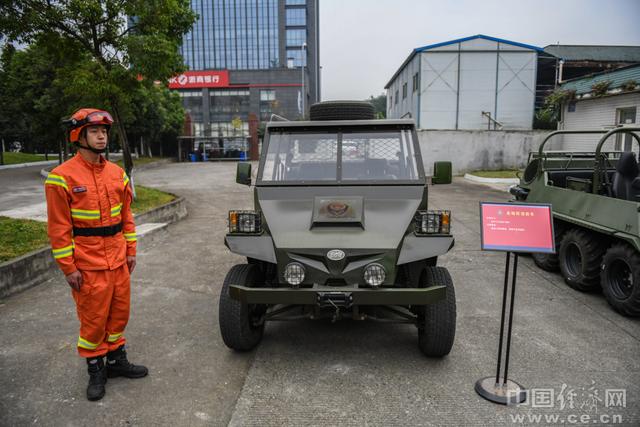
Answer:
[219, 264, 266, 351]
[558, 228, 606, 292]
[601, 243, 640, 317]
[417, 266, 456, 357]
[309, 101, 375, 121]
[531, 221, 566, 272]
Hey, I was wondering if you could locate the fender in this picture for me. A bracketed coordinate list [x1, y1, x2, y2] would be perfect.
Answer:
[396, 235, 455, 265]
[225, 235, 277, 264]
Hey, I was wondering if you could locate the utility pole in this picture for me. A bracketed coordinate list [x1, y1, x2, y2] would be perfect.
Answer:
[301, 42, 307, 119]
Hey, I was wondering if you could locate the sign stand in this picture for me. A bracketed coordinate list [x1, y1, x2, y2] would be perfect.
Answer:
[476, 201, 555, 406]
[475, 251, 526, 405]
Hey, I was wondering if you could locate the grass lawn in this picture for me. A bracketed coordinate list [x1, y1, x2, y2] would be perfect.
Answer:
[0, 216, 49, 262]
[114, 156, 167, 169]
[0, 186, 174, 263]
[131, 185, 176, 214]
[1, 152, 47, 165]
[469, 169, 520, 179]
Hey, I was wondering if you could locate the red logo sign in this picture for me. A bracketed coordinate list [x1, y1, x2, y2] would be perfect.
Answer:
[480, 202, 555, 253]
[168, 70, 230, 89]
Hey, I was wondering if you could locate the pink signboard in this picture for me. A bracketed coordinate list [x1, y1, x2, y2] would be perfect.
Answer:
[480, 202, 555, 253]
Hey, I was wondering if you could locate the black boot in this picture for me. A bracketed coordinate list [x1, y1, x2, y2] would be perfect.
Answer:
[106, 345, 148, 379]
[86, 357, 107, 401]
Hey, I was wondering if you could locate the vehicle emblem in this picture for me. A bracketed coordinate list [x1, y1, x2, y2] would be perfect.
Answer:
[327, 249, 345, 261]
[327, 202, 349, 217]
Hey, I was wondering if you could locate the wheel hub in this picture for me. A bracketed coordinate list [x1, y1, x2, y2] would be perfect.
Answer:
[565, 242, 583, 277]
[608, 258, 633, 299]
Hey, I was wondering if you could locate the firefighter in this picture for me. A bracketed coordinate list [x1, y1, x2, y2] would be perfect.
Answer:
[45, 108, 147, 401]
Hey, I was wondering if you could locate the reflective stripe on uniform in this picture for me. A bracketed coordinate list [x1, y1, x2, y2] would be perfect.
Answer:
[45, 174, 68, 191]
[52, 244, 74, 259]
[111, 203, 123, 217]
[70, 208, 100, 220]
[107, 332, 123, 342]
[77, 336, 100, 350]
[123, 172, 130, 187]
[124, 232, 137, 242]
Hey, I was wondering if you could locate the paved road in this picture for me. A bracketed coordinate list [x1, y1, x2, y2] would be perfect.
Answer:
[1, 163, 638, 426]
[0, 164, 48, 220]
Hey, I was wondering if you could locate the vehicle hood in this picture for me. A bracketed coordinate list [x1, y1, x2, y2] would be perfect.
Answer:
[256, 186, 424, 250]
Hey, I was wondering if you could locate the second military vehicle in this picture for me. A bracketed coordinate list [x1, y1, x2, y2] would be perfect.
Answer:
[219, 101, 457, 356]
[510, 127, 640, 317]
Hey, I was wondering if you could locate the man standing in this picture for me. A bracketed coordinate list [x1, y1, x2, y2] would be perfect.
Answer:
[45, 108, 147, 401]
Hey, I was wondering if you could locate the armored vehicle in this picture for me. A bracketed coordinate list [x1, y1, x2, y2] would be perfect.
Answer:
[219, 101, 456, 356]
[510, 127, 640, 316]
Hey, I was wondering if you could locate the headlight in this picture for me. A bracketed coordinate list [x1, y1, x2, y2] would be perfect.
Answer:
[284, 262, 305, 287]
[364, 263, 386, 288]
[228, 210, 262, 234]
[415, 210, 451, 235]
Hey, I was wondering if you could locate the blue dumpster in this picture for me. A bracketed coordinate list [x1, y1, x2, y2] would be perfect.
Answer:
[189, 153, 198, 162]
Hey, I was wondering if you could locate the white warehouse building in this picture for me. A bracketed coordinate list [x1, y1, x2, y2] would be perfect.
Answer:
[385, 35, 542, 130]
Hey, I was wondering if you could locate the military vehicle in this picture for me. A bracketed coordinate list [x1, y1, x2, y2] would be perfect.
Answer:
[510, 127, 640, 316]
[219, 101, 456, 356]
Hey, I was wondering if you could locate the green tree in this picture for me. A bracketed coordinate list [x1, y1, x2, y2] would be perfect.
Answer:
[127, 84, 185, 157]
[0, 0, 196, 175]
[367, 94, 387, 119]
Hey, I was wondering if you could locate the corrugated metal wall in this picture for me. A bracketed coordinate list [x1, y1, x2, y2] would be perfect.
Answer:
[419, 39, 536, 130]
[558, 92, 640, 151]
[388, 38, 537, 130]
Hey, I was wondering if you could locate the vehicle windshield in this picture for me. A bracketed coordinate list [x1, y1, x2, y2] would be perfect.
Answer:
[260, 129, 421, 183]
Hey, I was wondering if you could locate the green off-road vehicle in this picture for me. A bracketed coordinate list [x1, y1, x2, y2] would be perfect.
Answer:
[510, 127, 640, 316]
[219, 101, 456, 356]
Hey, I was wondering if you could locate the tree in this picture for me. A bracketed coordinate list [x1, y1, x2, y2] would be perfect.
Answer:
[0, 0, 196, 175]
[127, 84, 185, 157]
[367, 94, 387, 119]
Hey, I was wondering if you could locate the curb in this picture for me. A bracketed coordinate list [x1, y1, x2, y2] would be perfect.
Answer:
[0, 196, 187, 300]
[1, 160, 58, 171]
[464, 173, 520, 185]
[40, 157, 174, 179]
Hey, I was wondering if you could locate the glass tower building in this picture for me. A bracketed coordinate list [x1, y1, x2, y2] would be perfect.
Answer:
[175, 0, 320, 144]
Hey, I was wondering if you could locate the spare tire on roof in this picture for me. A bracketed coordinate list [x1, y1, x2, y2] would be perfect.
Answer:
[309, 101, 375, 121]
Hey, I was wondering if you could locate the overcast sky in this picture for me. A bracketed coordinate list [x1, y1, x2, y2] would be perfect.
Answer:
[319, 0, 640, 101]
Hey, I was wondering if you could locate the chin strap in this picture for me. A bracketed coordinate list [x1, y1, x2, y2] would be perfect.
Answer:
[75, 143, 106, 154]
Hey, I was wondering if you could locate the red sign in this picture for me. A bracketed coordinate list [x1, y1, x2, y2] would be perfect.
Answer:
[168, 70, 230, 89]
[480, 202, 555, 253]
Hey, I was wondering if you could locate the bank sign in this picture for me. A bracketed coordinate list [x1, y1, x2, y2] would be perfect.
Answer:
[480, 202, 555, 253]
[168, 70, 230, 89]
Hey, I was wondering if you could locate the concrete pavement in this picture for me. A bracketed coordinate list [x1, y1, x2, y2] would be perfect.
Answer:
[1, 163, 638, 426]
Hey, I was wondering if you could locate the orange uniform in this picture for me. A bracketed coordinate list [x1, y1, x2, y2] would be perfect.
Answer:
[45, 154, 137, 357]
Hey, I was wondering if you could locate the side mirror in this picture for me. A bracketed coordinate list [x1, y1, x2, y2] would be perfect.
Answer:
[432, 161, 452, 184]
[236, 162, 252, 186]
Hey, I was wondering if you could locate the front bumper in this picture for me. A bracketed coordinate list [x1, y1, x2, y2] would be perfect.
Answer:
[229, 284, 446, 306]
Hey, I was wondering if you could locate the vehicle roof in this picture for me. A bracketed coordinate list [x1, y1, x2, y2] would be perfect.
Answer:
[265, 119, 416, 129]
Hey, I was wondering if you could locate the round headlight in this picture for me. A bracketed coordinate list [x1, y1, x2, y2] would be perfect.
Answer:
[284, 262, 305, 286]
[364, 263, 386, 288]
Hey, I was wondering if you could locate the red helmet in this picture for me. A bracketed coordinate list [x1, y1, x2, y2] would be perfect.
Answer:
[67, 108, 114, 143]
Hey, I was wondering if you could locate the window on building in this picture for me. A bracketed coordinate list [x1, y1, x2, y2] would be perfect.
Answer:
[286, 29, 306, 47]
[402, 83, 407, 99]
[412, 72, 419, 92]
[181, 0, 279, 71]
[286, 48, 307, 67]
[286, 0, 306, 4]
[209, 90, 251, 126]
[286, 8, 306, 26]
[260, 89, 277, 121]
[179, 90, 204, 122]
[395, 90, 399, 104]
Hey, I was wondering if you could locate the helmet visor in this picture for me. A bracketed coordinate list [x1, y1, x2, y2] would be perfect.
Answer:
[85, 111, 114, 126]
